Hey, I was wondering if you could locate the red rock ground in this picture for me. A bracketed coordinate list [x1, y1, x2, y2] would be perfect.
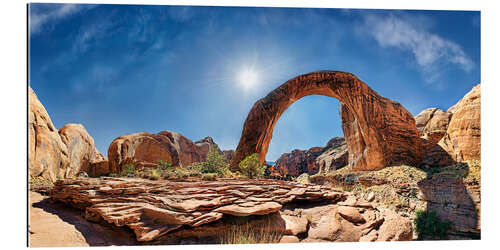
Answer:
[29, 191, 135, 247]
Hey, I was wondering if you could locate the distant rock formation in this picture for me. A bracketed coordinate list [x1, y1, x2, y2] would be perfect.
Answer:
[29, 86, 70, 182]
[271, 137, 348, 177]
[317, 137, 349, 174]
[232, 71, 422, 171]
[59, 124, 109, 177]
[222, 150, 235, 163]
[107, 131, 223, 173]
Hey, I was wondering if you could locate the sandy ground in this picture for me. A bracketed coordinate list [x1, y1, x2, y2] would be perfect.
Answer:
[28, 191, 136, 247]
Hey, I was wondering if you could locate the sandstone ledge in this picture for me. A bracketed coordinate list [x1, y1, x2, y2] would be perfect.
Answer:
[50, 178, 413, 243]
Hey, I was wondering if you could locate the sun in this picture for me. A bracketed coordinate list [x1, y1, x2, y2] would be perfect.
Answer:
[238, 68, 259, 89]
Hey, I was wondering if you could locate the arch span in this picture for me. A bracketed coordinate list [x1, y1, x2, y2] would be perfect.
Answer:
[231, 71, 423, 171]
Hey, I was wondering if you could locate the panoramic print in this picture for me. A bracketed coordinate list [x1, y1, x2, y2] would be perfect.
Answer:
[28, 3, 481, 246]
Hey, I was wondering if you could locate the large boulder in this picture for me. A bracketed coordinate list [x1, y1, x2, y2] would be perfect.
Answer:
[107, 131, 219, 173]
[232, 71, 422, 171]
[59, 124, 109, 177]
[28, 86, 70, 182]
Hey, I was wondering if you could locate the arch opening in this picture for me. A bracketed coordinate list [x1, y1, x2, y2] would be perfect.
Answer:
[230, 71, 423, 171]
[266, 95, 344, 163]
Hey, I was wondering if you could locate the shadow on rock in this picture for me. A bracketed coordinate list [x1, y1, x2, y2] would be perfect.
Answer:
[417, 154, 480, 240]
[32, 196, 137, 246]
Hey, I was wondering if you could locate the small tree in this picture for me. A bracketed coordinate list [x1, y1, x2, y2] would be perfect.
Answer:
[202, 145, 231, 177]
[239, 153, 266, 179]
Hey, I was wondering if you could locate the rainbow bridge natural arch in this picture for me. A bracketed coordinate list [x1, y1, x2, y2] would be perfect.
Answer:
[230, 71, 423, 171]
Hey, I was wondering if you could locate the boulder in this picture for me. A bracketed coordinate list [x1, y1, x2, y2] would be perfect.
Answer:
[28, 86, 70, 182]
[279, 235, 300, 243]
[376, 209, 413, 241]
[108, 131, 219, 173]
[281, 215, 308, 235]
[59, 124, 109, 177]
[232, 71, 422, 171]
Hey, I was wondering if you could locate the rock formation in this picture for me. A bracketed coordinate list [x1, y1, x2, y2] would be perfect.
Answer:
[415, 108, 452, 151]
[29, 86, 70, 182]
[420, 84, 481, 167]
[59, 124, 109, 177]
[194, 136, 222, 160]
[271, 137, 348, 177]
[439, 84, 481, 162]
[231, 71, 422, 171]
[316, 137, 349, 174]
[108, 131, 221, 173]
[222, 150, 235, 163]
[50, 177, 413, 243]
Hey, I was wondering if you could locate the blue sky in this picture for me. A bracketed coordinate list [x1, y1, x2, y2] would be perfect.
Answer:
[29, 4, 480, 161]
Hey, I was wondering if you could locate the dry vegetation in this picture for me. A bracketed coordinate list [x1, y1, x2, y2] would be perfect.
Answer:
[218, 216, 283, 244]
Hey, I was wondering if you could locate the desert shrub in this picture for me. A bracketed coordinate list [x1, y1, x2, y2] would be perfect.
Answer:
[201, 145, 231, 177]
[414, 210, 453, 240]
[264, 165, 271, 178]
[239, 154, 266, 179]
[157, 160, 173, 170]
[201, 173, 218, 181]
[149, 168, 161, 180]
[219, 216, 282, 244]
[185, 162, 203, 177]
[121, 164, 136, 177]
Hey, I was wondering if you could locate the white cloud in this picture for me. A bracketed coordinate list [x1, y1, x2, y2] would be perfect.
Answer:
[363, 14, 474, 82]
[29, 4, 93, 35]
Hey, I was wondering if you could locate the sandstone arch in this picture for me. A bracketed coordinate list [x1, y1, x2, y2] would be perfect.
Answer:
[231, 71, 423, 171]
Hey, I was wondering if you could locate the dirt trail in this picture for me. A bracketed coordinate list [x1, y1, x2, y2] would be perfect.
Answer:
[29, 191, 136, 247]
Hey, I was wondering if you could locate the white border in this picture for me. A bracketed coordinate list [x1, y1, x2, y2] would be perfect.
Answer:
[1, 0, 499, 250]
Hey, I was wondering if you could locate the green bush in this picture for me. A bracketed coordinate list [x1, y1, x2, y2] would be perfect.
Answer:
[239, 153, 266, 179]
[108, 173, 118, 177]
[157, 160, 172, 170]
[201, 145, 231, 177]
[185, 162, 203, 177]
[414, 210, 453, 240]
[121, 164, 136, 177]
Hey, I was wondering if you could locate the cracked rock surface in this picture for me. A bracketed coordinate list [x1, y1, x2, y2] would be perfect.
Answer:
[50, 177, 413, 243]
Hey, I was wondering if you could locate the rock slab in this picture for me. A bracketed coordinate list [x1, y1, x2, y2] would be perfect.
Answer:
[50, 178, 413, 243]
